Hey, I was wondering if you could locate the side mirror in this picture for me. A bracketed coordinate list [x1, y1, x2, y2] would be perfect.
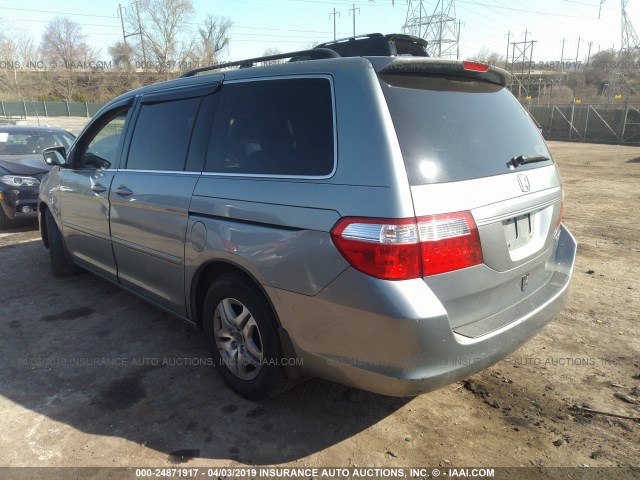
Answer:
[43, 146, 67, 166]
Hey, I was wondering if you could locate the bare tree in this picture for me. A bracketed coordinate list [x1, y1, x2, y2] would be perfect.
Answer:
[261, 48, 283, 66]
[39, 17, 98, 101]
[0, 24, 39, 99]
[108, 41, 135, 68]
[470, 47, 504, 68]
[197, 15, 232, 66]
[126, 0, 195, 72]
[40, 17, 96, 69]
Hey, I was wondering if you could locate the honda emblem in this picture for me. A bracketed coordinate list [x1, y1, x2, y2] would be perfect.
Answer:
[517, 174, 531, 192]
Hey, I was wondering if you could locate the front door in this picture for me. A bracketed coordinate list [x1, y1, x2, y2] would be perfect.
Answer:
[60, 107, 130, 282]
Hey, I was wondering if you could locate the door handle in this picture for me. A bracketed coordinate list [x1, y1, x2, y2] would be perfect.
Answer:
[91, 183, 107, 193]
[114, 186, 134, 196]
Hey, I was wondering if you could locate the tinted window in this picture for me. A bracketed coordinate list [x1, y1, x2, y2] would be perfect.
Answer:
[379, 75, 553, 185]
[127, 97, 201, 171]
[205, 78, 334, 176]
[79, 111, 128, 169]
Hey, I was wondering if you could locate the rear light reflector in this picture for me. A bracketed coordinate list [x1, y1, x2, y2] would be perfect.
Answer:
[331, 211, 483, 280]
[463, 60, 490, 72]
[556, 188, 565, 229]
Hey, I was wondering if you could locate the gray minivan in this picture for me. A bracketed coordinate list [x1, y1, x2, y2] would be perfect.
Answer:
[39, 34, 576, 400]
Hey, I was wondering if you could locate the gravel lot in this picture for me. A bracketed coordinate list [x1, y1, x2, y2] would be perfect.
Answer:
[0, 141, 638, 472]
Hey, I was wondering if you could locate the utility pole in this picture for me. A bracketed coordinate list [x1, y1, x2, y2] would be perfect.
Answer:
[134, 0, 147, 65]
[505, 30, 511, 71]
[586, 41, 593, 67]
[575, 36, 582, 70]
[348, 4, 360, 37]
[456, 19, 461, 59]
[560, 38, 566, 62]
[330, 8, 340, 41]
[118, 4, 128, 44]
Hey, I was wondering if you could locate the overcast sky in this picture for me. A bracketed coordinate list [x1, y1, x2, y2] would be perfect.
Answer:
[1, 0, 637, 64]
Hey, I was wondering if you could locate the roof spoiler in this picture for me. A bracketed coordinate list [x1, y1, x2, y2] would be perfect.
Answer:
[376, 58, 511, 87]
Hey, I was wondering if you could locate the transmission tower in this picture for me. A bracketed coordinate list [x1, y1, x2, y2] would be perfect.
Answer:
[621, 0, 640, 51]
[403, 0, 460, 58]
[605, 0, 640, 98]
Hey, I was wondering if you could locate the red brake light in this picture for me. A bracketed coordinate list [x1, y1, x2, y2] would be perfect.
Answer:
[330, 211, 483, 280]
[417, 211, 483, 276]
[331, 218, 421, 280]
[463, 60, 490, 72]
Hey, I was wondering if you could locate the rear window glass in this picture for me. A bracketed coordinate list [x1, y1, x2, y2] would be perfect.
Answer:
[205, 78, 334, 176]
[379, 74, 552, 185]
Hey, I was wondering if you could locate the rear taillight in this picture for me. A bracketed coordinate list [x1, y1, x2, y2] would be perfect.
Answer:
[331, 211, 483, 280]
[331, 218, 421, 280]
[417, 212, 483, 276]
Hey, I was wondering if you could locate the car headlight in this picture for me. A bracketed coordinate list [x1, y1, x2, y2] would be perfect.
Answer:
[1, 175, 40, 187]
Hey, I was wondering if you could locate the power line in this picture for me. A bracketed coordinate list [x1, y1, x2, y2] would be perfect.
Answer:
[1, 6, 118, 18]
[458, 0, 599, 19]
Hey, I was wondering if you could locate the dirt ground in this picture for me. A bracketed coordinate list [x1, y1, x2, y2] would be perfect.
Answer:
[0, 141, 638, 472]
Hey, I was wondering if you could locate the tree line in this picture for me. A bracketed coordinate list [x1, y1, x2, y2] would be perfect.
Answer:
[0, 0, 232, 103]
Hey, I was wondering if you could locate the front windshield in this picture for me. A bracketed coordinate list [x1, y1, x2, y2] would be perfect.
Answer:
[0, 130, 74, 156]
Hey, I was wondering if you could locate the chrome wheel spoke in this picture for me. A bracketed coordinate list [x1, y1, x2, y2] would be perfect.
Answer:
[232, 306, 251, 330]
[212, 297, 264, 381]
[242, 318, 264, 362]
[219, 299, 237, 331]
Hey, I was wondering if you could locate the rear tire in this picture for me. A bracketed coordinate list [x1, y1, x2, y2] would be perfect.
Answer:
[203, 272, 288, 400]
[45, 209, 77, 277]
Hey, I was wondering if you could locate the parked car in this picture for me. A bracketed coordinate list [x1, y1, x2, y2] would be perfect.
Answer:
[38, 34, 576, 400]
[0, 125, 75, 229]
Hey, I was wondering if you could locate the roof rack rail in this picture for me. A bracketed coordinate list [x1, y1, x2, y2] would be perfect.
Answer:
[181, 48, 340, 78]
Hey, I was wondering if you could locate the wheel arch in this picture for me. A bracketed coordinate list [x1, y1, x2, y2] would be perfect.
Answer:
[190, 259, 282, 331]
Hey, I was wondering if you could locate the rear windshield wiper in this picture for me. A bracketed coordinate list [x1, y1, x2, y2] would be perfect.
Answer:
[507, 155, 551, 169]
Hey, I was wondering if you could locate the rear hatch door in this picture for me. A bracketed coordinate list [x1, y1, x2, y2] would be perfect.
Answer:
[379, 65, 563, 332]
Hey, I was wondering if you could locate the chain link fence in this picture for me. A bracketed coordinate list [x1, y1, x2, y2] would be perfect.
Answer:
[526, 103, 640, 145]
[0, 100, 103, 119]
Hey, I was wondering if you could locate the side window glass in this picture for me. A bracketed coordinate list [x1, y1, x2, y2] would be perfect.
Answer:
[80, 112, 128, 169]
[126, 97, 201, 171]
[205, 78, 334, 176]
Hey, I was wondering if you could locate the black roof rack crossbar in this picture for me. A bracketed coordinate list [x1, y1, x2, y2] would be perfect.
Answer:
[181, 48, 341, 77]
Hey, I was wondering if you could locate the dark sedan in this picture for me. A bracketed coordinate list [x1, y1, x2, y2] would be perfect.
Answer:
[0, 125, 75, 228]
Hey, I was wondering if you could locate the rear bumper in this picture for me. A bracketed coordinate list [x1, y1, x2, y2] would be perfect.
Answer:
[269, 224, 576, 396]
